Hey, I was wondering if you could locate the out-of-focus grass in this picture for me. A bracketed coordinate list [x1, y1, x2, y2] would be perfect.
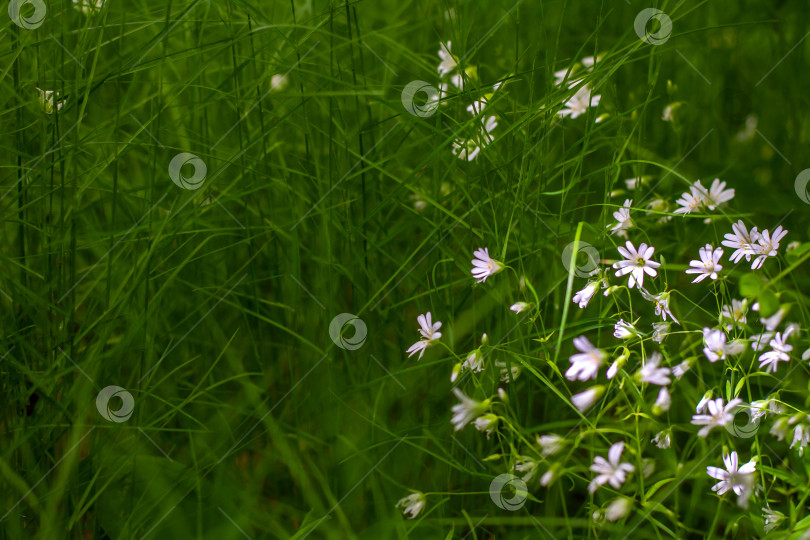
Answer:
[0, 0, 809, 538]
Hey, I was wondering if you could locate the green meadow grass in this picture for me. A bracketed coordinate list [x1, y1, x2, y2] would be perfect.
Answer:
[2, 0, 810, 538]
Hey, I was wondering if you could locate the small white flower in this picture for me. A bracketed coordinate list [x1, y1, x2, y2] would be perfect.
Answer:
[573, 277, 606, 309]
[763, 506, 785, 533]
[760, 306, 787, 332]
[652, 321, 672, 344]
[566, 336, 606, 381]
[450, 388, 490, 431]
[396, 492, 426, 519]
[540, 466, 557, 487]
[513, 456, 538, 482]
[673, 188, 704, 215]
[639, 353, 671, 386]
[672, 360, 690, 379]
[612, 240, 661, 289]
[751, 226, 788, 270]
[510, 301, 531, 314]
[495, 361, 521, 382]
[771, 417, 791, 441]
[758, 331, 794, 373]
[474, 413, 499, 438]
[406, 312, 442, 359]
[37, 88, 66, 115]
[651, 430, 671, 449]
[791, 423, 810, 456]
[654, 387, 672, 412]
[685, 244, 723, 283]
[572, 386, 604, 411]
[749, 397, 782, 420]
[719, 299, 747, 331]
[692, 398, 742, 437]
[609, 199, 633, 238]
[537, 434, 564, 457]
[702, 327, 744, 362]
[721, 220, 760, 263]
[270, 74, 289, 92]
[696, 391, 713, 413]
[470, 247, 504, 283]
[588, 441, 634, 493]
[749, 332, 774, 352]
[706, 451, 756, 501]
[452, 117, 497, 161]
[557, 84, 601, 119]
[437, 42, 458, 77]
[613, 319, 639, 340]
[462, 350, 485, 374]
[640, 289, 679, 324]
[606, 349, 629, 379]
[72, 0, 104, 15]
[701, 179, 735, 210]
[605, 497, 632, 522]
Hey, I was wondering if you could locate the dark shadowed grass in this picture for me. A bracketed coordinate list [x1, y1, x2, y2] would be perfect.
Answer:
[1, 0, 810, 538]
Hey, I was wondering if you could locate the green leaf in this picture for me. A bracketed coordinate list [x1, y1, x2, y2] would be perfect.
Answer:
[757, 289, 779, 317]
[739, 273, 765, 296]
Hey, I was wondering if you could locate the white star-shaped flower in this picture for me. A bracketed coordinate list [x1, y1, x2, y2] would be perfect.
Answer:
[612, 240, 660, 289]
[470, 247, 504, 283]
[588, 441, 634, 493]
[405, 312, 442, 359]
[685, 244, 723, 283]
[692, 398, 742, 437]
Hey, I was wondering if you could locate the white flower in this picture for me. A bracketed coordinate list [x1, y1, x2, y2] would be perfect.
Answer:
[706, 451, 756, 501]
[639, 353, 671, 386]
[437, 42, 458, 77]
[557, 84, 601, 119]
[270, 74, 289, 92]
[462, 350, 485, 374]
[72, 0, 104, 15]
[672, 360, 690, 379]
[452, 117, 497, 161]
[652, 322, 672, 344]
[572, 386, 604, 411]
[605, 497, 632, 522]
[566, 336, 606, 381]
[640, 289, 679, 324]
[696, 391, 712, 413]
[510, 301, 531, 314]
[791, 423, 810, 456]
[749, 397, 782, 420]
[495, 361, 521, 382]
[573, 278, 604, 309]
[701, 179, 735, 210]
[721, 220, 760, 263]
[760, 306, 787, 332]
[749, 332, 774, 352]
[673, 188, 704, 215]
[470, 247, 504, 283]
[719, 299, 747, 331]
[588, 441, 634, 493]
[537, 434, 564, 457]
[396, 492, 426, 519]
[686, 244, 723, 283]
[654, 387, 672, 412]
[513, 456, 538, 482]
[758, 331, 794, 373]
[606, 349, 629, 379]
[652, 431, 671, 449]
[450, 388, 489, 431]
[540, 466, 557, 487]
[406, 312, 442, 359]
[692, 398, 742, 437]
[763, 506, 785, 533]
[474, 413, 499, 438]
[702, 327, 744, 362]
[751, 226, 788, 270]
[613, 319, 639, 340]
[612, 240, 660, 289]
[609, 199, 633, 238]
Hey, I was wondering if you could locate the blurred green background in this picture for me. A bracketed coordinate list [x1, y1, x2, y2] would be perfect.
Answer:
[2, 0, 810, 538]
